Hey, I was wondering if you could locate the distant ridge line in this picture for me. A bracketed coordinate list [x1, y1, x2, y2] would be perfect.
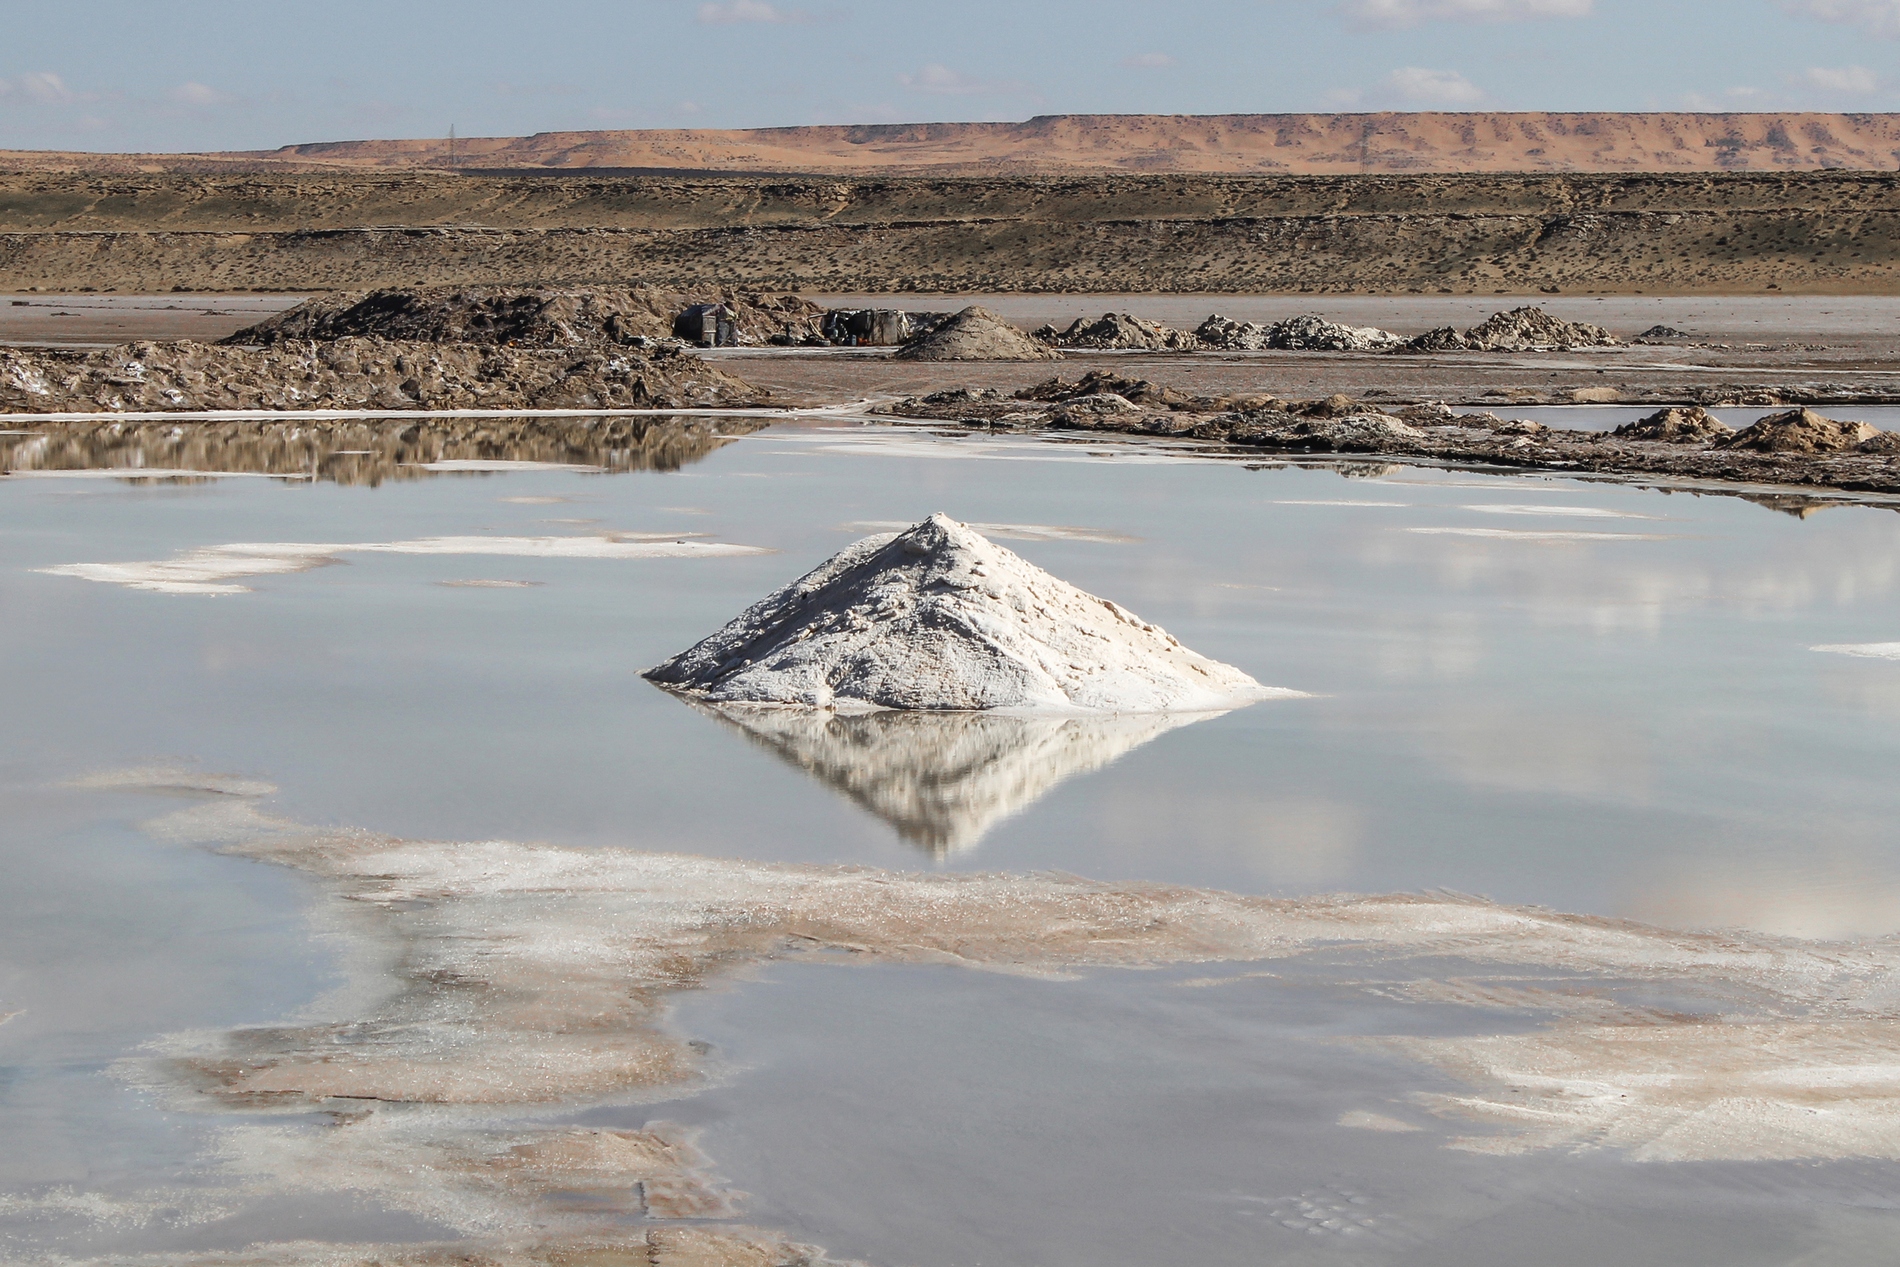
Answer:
[8, 112, 1900, 175]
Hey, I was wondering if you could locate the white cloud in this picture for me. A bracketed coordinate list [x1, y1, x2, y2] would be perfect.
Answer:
[1120, 52, 1177, 69]
[695, 0, 808, 23]
[1784, 0, 1900, 37]
[169, 82, 233, 108]
[1385, 66, 1486, 103]
[1340, 0, 1591, 28]
[1803, 64, 1883, 92]
[16, 72, 80, 105]
[896, 63, 1028, 96]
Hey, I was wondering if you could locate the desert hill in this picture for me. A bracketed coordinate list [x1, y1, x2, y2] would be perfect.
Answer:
[7, 113, 1900, 176]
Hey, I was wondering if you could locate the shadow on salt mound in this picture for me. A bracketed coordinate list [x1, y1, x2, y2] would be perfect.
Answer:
[686, 700, 1223, 856]
[645, 513, 1302, 713]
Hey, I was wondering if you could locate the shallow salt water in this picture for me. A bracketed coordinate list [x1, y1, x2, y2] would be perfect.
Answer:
[6, 418, 1900, 1262]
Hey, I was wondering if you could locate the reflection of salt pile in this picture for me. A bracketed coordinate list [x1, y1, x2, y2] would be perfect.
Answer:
[691, 701, 1216, 855]
[646, 513, 1288, 712]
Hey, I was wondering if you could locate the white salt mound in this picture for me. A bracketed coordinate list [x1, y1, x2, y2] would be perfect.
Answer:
[645, 513, 1290, 712]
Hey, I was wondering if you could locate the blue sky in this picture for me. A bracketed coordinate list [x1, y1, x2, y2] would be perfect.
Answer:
[2, 0, 1897, 152]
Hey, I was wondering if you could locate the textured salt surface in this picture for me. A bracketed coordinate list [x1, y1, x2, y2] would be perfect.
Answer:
[22, 769, 1900, 1264]
[38, 534, 771, 596]
[647, 514, 1285, 712]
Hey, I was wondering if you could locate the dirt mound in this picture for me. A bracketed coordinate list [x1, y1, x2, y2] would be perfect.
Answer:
[0, 337, 766, 414]
[1013, 370, 1210, 410]
[1040, 312, 1200, 351]
[227, 287, 827, 348]
[1718, 408, 1880, 455]
[895, 306, 1060, 362]
[1196, 314, 1402, 352]
[1461, 306, 1622, 351]
[645, 514, 1283, 712]
[1613, 406, 1735, 444]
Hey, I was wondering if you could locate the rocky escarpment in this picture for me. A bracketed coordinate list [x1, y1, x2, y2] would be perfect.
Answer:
[0, 337, 768, 413]
[885, 379, 1900, 495]
[3, 170, 1897, 295]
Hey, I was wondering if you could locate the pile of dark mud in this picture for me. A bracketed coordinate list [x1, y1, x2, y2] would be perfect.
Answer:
[228, 286, 828, 349]
[1196, 314, 1405, 352]
[1035, 313, 1201, 351]
[0, 337, 767, 413]
[0, 414, 758, 484]
[1404, 306, 1621, 352]
[886, 379, 1900, 494]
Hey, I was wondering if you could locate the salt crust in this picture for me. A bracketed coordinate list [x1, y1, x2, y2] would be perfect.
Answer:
[38, 769, 1900, 1264]
[37, 534, 770, 596]
[647, 514, 1289, 712]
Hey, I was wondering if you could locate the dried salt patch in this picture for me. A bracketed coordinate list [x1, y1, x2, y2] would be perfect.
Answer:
[1338, 1111, 1423, 1134]
[438, 579, 544, 589]
[1814, 642, 1900, 660]
[1405, 527, 1675, 542]
[840, 519, 1138, 544]
[647, 513, 1297, 713]
[39, 534, 770, 596]
[1462, 503, 1656, 519]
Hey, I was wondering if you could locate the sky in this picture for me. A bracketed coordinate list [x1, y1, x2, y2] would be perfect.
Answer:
[1, 0, 1897, 152]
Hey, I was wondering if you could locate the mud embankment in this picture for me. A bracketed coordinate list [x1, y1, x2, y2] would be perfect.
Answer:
[890, 374, 1900, 496]
[1, 171, 1896, 294]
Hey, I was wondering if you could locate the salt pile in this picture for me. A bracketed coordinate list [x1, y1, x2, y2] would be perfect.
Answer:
[645, 514, 1288, 712]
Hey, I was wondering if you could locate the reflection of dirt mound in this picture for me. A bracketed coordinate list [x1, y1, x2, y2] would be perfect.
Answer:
[228, 286, 827, 348]
[0, 337, 766, 414]
[0, 414, 763, 484]
[1719, 407, 1880, 455]
[683, 701, 1216, 855]
[895, 306, 1060, 362]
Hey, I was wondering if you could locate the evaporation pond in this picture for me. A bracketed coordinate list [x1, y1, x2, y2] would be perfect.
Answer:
[4, 417, 1900, 1265]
